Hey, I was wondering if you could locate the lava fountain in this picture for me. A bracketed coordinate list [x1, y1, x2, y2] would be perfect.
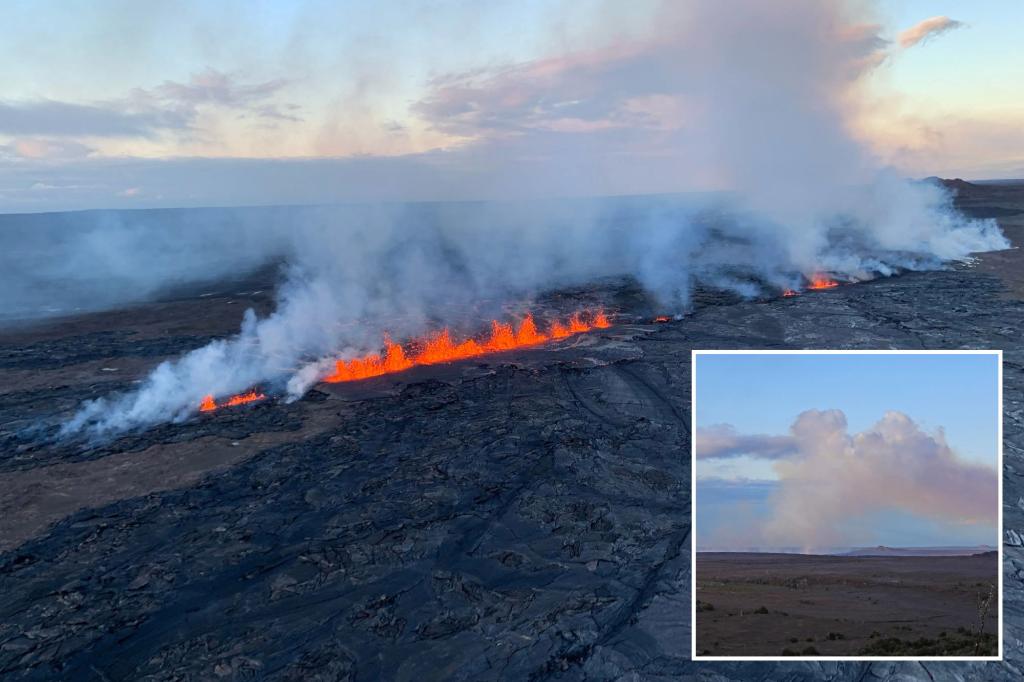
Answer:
[324, 310, 610, 383]
[783, 274, 841, 297]
[808, 275, 839, 289]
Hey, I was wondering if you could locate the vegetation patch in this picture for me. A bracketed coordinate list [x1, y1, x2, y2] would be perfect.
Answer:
[858, 632, 997, 656]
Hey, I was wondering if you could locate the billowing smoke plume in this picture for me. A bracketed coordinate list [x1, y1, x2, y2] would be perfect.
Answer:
[698, 410, 998, 551]
[57, 1, 1008, 436]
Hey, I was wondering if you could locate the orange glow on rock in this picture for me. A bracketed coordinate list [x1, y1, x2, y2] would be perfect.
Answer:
[199, 390, 265, 412]
[808, 275, 839, 290]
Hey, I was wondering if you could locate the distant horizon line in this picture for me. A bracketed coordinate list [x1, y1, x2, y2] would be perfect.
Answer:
[697, 544, 996, 554]
[2, 176, 1022, 218]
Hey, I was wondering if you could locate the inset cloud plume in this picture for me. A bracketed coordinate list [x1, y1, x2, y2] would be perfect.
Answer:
[699, 409, 997, 551]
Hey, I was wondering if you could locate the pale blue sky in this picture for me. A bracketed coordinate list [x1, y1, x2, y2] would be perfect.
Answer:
[879, 0, 1024, 108]
[695, 352, 1000, 550]
[696, 352, 1000, 470]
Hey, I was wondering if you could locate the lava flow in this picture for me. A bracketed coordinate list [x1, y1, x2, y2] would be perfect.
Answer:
[808, 275, 839, 289]
[324, 310, 611, 384]
[199, 389, 266, 412]
[783, 274, 840, 297]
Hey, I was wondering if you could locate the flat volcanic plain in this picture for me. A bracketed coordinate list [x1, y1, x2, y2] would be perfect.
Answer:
[1, 180, 1023, 680]
[695, 552, 999, 657]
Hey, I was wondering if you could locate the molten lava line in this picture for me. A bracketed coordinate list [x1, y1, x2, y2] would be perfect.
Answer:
[324, 310, 611, 384]
[808, 276, 839, 290]
[196, 310, 610, 412]
[783, 274, 841, 297]
[199, 389, 266, 412]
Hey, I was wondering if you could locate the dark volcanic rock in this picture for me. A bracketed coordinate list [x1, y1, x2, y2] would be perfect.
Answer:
[0, 330, 221, 370]
[1, 265, 1023, 679]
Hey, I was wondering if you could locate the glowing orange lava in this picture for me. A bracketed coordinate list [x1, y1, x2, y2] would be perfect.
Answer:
[654, 315, 671, 323]
[324, 310, 611, 384]
[782, 289, 799, 297]
[808, 275, 839, 290]
[199, 390, 266, 412]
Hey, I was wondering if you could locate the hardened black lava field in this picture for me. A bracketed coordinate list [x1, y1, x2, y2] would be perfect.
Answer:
[1, 181, 1024, 680]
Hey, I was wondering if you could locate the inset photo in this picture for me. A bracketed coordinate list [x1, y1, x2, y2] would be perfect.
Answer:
[692, 351, 1002, 661]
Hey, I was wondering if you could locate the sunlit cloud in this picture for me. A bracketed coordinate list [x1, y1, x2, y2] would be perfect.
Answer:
[0, 69, 295, 145]
[898, 16, 964, 49]
[0, 2, 1019, 210]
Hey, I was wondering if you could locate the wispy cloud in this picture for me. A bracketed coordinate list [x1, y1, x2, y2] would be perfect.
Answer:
[0, 69, 296, 141]
[412, 3, 886, 146]
[151, 69, 289, 110]
[0, 138, 94, 161]
[0, 100, 184, 137]
[412, 42, 671, 138]
[696, 424, 797, 460]
[898, 16, 964, 49]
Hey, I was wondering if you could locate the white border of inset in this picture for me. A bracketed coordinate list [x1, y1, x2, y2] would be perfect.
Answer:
[690, 349, 1003, 662]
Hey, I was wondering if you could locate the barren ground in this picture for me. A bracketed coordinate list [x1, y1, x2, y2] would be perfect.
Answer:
[695, 552, 999, 658]
[1, 182, 1024, 680]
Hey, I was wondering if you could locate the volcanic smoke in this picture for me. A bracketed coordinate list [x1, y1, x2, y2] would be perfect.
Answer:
[57, 0, 1010, 437]
[198, 310, 609, 412]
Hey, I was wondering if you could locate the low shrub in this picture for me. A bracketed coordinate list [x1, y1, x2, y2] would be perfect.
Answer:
[858, 632, 997, 656]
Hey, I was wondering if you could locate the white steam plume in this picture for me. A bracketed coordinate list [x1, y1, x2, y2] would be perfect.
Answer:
[59, 1, 1008, 436]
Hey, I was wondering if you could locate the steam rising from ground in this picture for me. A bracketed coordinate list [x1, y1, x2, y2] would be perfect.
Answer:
[697, 410, 998, 551]
[41, 0, 1009, 436]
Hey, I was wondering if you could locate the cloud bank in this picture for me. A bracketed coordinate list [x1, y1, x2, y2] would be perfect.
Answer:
[696, 424, 798, 460]
[0, 69, 292, 143]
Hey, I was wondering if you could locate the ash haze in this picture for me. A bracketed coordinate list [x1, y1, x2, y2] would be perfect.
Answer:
[695, 353, 1000, 553]
[0, 1, 1010, 435]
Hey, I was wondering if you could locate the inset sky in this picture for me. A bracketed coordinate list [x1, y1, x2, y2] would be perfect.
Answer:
[695, 352, 999, 552]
